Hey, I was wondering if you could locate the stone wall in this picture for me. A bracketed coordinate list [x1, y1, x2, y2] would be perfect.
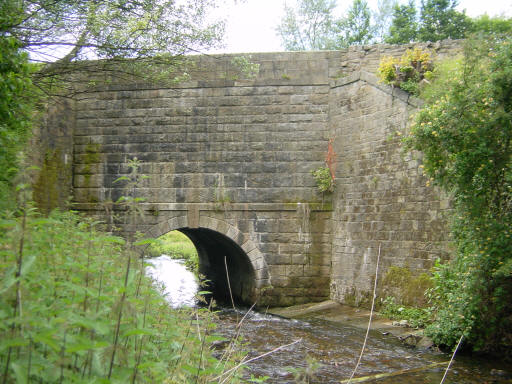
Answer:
[32, 98, 75, 214]
[38, 40, 461, 307]
[72, 52, 335, 306]
[328, 72, 451, 305]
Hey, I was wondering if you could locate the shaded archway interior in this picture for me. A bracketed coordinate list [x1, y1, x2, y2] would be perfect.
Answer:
[179, 227, 256, 306]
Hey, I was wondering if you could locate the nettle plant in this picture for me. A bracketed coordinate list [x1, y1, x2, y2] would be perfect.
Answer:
[0, 158, 251, 383]
[378, 47, 434, 96]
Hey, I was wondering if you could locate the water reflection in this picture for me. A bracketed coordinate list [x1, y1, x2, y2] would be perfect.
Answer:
[145, 255, 198, 308]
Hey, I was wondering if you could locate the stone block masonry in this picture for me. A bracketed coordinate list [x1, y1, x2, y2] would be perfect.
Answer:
[41, 40, 461, 307]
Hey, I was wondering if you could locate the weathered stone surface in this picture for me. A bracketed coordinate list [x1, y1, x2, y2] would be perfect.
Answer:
[38, 41, 461, 307]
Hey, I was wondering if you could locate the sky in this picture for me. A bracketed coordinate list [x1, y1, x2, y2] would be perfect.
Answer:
[210, 0, 512, 54]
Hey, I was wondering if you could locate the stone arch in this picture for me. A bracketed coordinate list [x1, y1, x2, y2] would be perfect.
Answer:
[147, 213, 270, 306]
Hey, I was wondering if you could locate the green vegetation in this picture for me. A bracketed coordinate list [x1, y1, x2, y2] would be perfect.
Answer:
[277, 0, 376, 50]
[147, 231, 199, 272]
[311, 167, 335, 193]
[276, 0, 338, 51]
[335, 0, 374, 48]
[277, 0, 512, 50]
[230, 55, 260, 80]
[6, 0, 225, 96]
[404, 36, 512, 355]
[379, 266, 433, 328]
[416, 0, 471, 42]
[385, 0, 418, 44]
[0, 23, 36, 211]
[378, 47, 433, 96]
[0, 206, 249, 383]
[379, 297, 432, 328]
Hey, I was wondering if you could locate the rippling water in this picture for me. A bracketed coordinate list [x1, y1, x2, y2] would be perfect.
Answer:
[147, 255, 511, 383]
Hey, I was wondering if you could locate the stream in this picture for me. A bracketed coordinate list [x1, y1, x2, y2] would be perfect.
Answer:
[146, 255, 511, 383]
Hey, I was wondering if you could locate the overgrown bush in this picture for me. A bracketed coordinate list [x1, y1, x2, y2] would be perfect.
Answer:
[378, 47, 433, 96]
[0, 35, 36, 211]
[404, 36, 512, 355]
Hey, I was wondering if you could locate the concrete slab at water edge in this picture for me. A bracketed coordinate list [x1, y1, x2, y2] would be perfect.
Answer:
[268, 300, 424, 340]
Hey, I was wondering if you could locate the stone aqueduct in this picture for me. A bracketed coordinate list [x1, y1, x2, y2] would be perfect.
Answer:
[40, 41, 460, 307]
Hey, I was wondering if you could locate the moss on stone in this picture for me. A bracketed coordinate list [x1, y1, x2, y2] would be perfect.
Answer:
[382, 265, 432, 307]
[81, 143, 102, 203]
[82, 143, 101, 188]
[283, 200, 333, 211]
[33, 149, 70, 215]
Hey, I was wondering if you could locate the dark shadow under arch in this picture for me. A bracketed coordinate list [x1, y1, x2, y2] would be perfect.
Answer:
[179, 227, 256, 306]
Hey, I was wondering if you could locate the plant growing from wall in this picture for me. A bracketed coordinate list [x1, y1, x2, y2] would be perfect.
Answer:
[312, 138, 337, 194]
[311, 166, 335, 193]
[378, 47, 434, 96]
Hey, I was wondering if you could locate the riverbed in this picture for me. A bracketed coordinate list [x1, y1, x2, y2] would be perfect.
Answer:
[146, 255, 511, 383]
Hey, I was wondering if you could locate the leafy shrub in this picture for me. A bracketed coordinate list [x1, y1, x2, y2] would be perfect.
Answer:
[0, 36, 36, 211]
[378, 47, 433, 96]
[404, 36, 512, 355]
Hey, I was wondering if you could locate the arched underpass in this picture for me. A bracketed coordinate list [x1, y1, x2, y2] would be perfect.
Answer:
[179, 227, 256, 306]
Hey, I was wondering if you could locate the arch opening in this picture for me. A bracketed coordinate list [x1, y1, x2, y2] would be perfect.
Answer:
[179, 227, 256, 306]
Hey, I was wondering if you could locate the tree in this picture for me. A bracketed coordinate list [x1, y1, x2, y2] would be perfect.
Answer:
[405, 36, 512, 354]
[471, 14, 512, 38]
[372, 0, 397, 43]
[3, 0, 225, 95]
[385, 0, 418, 44]
[336, 0, 374, 47]
[418, 0, 471, 41]
[276, 0, 338, 51]
[0, 5, 35, 209]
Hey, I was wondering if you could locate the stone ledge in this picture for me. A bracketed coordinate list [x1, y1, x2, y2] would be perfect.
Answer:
[73, 202, 334, 212]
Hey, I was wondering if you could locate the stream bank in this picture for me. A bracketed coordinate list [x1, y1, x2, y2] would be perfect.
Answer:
[268, 300, 433, 348]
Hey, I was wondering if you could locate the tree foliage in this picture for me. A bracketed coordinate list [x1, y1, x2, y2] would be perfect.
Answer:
[276, 0, 338, 50]
[372, 0, 398, 42]
[418, 0, 472, 42]
[471, 14, 512, 38]
[405, 36, 512, 354]
[385, 0, 418, 44]
[336, 0, 374, 48]
[2, 0, 225, 95]
[0, 11, 36, 209]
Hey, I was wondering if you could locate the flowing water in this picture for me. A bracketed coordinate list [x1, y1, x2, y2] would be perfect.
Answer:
[146, 256, 512, 383]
